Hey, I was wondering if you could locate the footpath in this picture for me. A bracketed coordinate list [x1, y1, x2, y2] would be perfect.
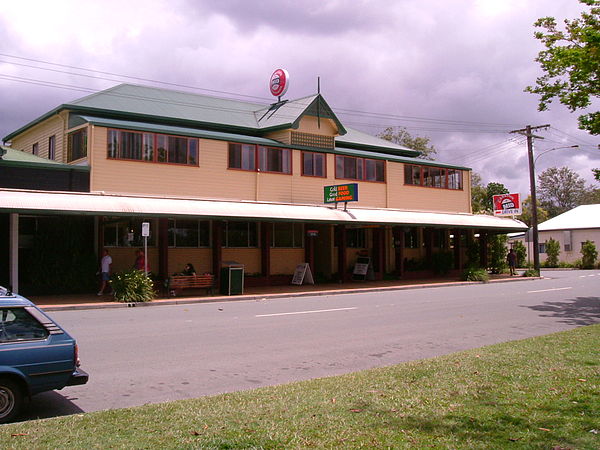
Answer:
[32, 273, 539, 311]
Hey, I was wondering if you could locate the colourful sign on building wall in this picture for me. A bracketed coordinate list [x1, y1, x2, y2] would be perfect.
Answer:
[324, 183, 359, 203]
[493, 193, 522, 216]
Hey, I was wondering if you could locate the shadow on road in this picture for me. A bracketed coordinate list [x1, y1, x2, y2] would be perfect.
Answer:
[523, 296, 600, 326]
[16, 391, 85, 422]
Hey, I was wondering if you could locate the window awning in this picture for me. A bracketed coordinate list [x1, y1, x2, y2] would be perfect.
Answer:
[0, 189, 528, 232]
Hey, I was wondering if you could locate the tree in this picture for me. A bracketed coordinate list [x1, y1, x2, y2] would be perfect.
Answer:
[581, 240, 598, 268]
[512, 240, 527, 267]
[537, 166, 586, 217]
[378, 127, 437, 160]
[525, 0, 600, 134]
[519, 195, 550, 227]
[470, 175, 512, 215]
[485, 182, 510, 212]
[545, 238, 560, 267]
[593, 168, 600, 181]
[470, 172, 488, 213]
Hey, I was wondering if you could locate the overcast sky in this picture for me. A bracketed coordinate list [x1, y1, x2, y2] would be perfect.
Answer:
[1, 0, 598, 197]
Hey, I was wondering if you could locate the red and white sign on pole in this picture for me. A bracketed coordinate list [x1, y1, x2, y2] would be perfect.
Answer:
[492, 193, 522, 216]
[269, 68, 289, 98]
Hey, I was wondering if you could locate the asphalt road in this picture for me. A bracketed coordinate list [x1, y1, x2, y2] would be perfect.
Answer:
[21, 270, 600, 421]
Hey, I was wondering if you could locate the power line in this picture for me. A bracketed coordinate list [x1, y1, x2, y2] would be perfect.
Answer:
[1, 53, 524, 129]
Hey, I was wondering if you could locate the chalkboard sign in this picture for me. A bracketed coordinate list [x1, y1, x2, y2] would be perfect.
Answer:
[352, 257, 370, 281]
[291, 263, 315, 285]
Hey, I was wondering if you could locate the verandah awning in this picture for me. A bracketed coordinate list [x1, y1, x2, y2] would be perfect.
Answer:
[0, 188, 528, 232]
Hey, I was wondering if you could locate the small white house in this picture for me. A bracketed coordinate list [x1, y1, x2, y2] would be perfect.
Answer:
[510, 204, 600, 264]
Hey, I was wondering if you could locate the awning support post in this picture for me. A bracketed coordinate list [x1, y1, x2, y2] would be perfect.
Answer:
[9, 213, 18, 294]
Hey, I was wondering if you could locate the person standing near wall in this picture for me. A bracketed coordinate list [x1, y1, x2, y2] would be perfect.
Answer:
[507, 248, 517, 276]
[98, 248, 113, 295]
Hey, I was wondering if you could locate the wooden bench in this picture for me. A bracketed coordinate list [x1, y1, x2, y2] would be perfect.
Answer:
[167, 274, 215, 296]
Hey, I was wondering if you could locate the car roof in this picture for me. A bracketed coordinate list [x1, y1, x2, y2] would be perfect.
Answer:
[0, 286, 35, 307]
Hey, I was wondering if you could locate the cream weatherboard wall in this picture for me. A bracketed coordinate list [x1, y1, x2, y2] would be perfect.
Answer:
[88, 126, 470, 213]
[8, 113, 68, 162]
[512, 229, 600, 264]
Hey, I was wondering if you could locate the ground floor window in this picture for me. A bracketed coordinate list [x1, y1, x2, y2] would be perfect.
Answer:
[103, 218, 156, 247]
[404, 228, 419, 249]
[168, 219, 210, 247]
[224, 221, 258, 247]
[272, 223, 303, 248]
[433, 230, 447, 248]
[347, 228, 366, 248]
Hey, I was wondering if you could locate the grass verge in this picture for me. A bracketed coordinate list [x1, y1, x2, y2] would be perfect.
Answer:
[2, 325, 599, 449]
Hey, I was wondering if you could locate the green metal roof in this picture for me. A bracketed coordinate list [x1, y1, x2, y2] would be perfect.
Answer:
[2, 83, 469, 171]
[72, 115, 283, 147]
[72, 115, 468, 170]
[0, 146, 89, 171]
[254, 94, 347, 134]
[336, 127, 420, 157]
[332, 146, 469, 170]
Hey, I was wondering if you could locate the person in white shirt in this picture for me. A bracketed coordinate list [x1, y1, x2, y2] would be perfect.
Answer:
[98, 248, 113, 295]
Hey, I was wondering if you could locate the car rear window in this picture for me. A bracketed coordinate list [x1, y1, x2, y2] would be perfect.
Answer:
[0, 307, 49, 342]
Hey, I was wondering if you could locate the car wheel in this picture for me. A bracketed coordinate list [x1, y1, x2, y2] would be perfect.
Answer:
[0, 378, 23, 423]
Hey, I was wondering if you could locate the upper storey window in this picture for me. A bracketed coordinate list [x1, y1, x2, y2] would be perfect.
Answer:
[67, 128, 87, 162]
[302, 152, 326, 177]
[404, 164, 463, 190]
[228, 143, 291, 174]
[335, 155, 385, 182]
[107, 129, 198, 166]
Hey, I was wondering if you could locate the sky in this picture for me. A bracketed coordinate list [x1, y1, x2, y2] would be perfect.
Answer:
[1, 0, 598, 198]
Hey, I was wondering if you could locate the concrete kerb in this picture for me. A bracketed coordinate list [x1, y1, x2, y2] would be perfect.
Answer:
[40, 276, 543, 312]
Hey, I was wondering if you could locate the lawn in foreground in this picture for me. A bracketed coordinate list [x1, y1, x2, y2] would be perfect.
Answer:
[1, 324, 598, 449]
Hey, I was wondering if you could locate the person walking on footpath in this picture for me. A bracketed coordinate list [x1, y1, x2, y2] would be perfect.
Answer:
[507, 248, 517, 276]
[98, 248, 113, 295]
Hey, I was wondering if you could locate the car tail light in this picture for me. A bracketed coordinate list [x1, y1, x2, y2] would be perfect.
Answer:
[74, 344, 81, 367]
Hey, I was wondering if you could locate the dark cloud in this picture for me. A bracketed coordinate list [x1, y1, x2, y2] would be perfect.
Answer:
[1, 0, 597, 194]
[186, 0, 393, 35]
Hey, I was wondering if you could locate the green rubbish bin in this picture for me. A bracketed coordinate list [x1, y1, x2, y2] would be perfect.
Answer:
[220, 263, 244, 295]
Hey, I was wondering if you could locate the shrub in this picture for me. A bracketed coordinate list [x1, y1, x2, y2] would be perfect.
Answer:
[462, 267, 489, 282]
[512, 240, 527, 267]
[110, 270, 155, 303]
[545, 238, 560, 267]
[581, 240, 598, 269]
[558, 261, 574, 268]
[466, 239, 480, 269]
[523, 268, 540, 277]
[489, 234, 508, 274]
[431, 251, 454, 275]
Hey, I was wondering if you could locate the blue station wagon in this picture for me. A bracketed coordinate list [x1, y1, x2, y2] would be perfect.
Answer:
[0, 286, 88, 422]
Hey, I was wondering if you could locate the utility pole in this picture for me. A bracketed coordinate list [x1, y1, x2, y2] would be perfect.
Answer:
[510, 124, 550, 274]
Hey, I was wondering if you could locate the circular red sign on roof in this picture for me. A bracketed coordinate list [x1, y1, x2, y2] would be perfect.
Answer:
[269, 68, 289, 97]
